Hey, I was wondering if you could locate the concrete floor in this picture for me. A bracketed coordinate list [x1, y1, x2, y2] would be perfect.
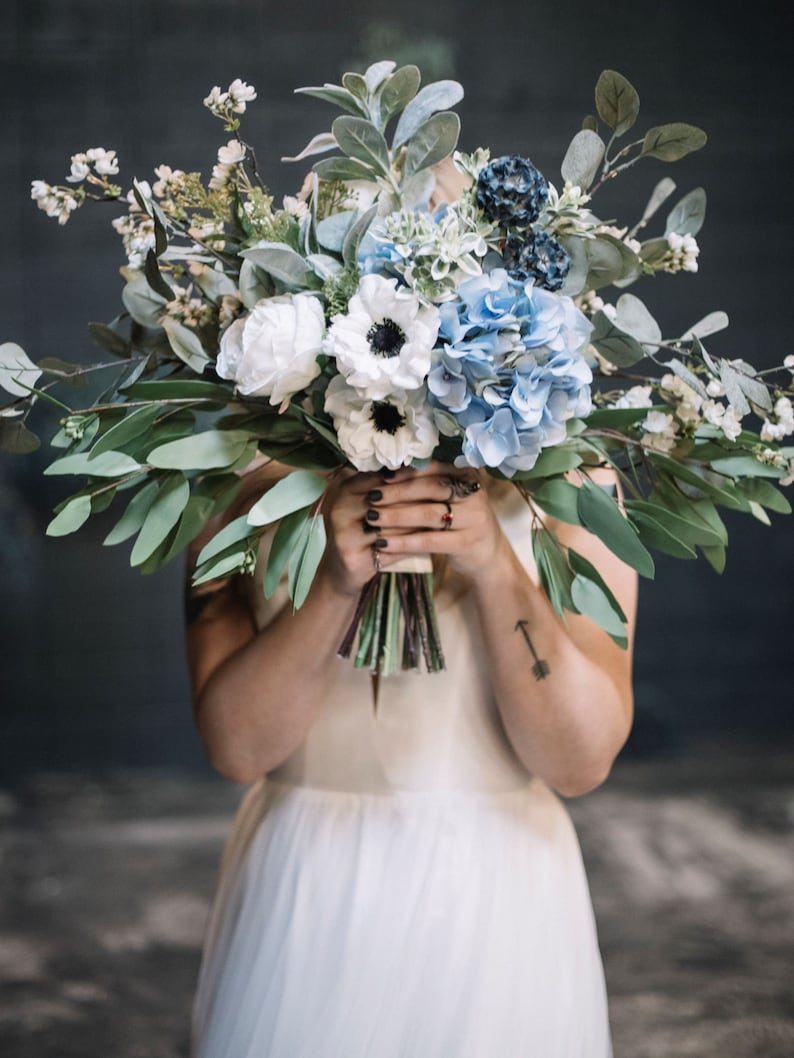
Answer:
[1, 749, 792, 1058]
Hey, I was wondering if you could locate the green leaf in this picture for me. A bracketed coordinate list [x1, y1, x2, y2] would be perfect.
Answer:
[121, 273, 167, 328]
[281, 132, 338, 163]
[313, 157, 378, 183]
[636, 178, 676, 230]
[239, 242, 321, 291]
[614, 293, 662, 352]
[560, 129, 606, 190]
[665, 358, 709, 401]
[315, 210, 357, 253]
[103, 480, 159, 545]
[264, 506, 310, 597]
[45, 450, 142, 478]
[585, 406, 651, 429]
[748, 501, 772, 526]
[626, 508, 698, 559]
[568, 548, 629, 621]
[192, 546, 251, 586]
[571, 573, 627, 641]
[624, 498, 721, 547]
[0, 417, 40, 453]
[585, 234, 641, 290]
[530, 479, 583, 525]
[647, 452, 740, 507]
[247, 469, 328, 526]
[341, 204, 379, 269]
[680, 311, 729, 341]
[0, 342, 42, 397]
[641, 123, 708, 162]
[700, 542, 726, 573]
[87, 321, 130, 357]
[392, 79, 464, 149]
[532, 526, 574, 616]
[582, 114, 598, 133]
[594, 70, 640, 135]
[46, 494, 92, 537]
[516, 446, 583, 480]
[130, 473, 190, 566]
[710, 454, 785, 478]
[90, 403, 163, 459]
[734, 477, 791, 514]
[294, 84, 369, 119]
[577, 478, 655, 578]
[665, 187, 707, 236]
[144, 249, 175, 301]
[148, 429, 252, 470]
[238, 257, 274, 309]
[364, 60, 396, 93]
[123, 378, 228, 401]
[403, 112, 461, 178]
[196, 514, 257, 566]
[332, 116, 391, 175]
[341, 71, 369, 100]
[287, 512, 327, 608]
[590, 312, 646, 367]
[379, 65, 421, 126]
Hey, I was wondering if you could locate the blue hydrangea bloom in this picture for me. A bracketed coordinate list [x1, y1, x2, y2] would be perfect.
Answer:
[504, 231, 571, 292]
[357, 222, 403, 278]
[476, 156, 549, 229]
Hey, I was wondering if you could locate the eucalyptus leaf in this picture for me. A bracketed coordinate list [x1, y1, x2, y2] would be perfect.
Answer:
[568, 548, 629, 621]
[577, 478, 655, 577]
[517, 446, 582, 480]
[532, 526, 574, 615]
[238, 257, 273, 309]
[641, 123, 708, 162]
[558, 236, 589, 296]
[614, 293, 662, 352]
[530, 479, 582, 525]
[0, 417, 40, 453]
[121, 273, 167, 328]
[636, 178, 676, 229]
[332, 116, 391, 175]
[379, 65, 421, 126]
[90, 403, 163, 459]
[648, 452, 740, 507]
[403, 112, 461, 178]
[240, 242, 321, 290]
[585, 234, 641, 290]
[626, 508, 698, 559]
[700, 542, 726, 574]
[130, 473, 190, 566]
[294, 85, 369, 119]
[192, 546, 252, 587]
[665, 358, 709, 400]
[590, 312, 646, 367]
[560, 129, 605, 190]
[748, 501, 772, 526]
[316, 211, 357, 253]
[124, 378, 228, 401]
[88, 321, 130, 357]
[665, 187, 707, 236]
[148, 429, 252, 470]
[196, 514, 257, 566]
[680, 311, 730, 341]
[392, 79, 464, 150]
[103, 480, 159, 545]
[264, 506, 311, 597]
[247, 469, 328, 526]
[717, 361, 751, 417]
[341, 204, 379, 269]
[193, 266, 237, 304]
[571, 574, 627, 640]
[313, 157, 378, 183]
[0, 342, 42, 397]
[584, 406, 650, 429]
[45, 450, 142, 478]
[710, 454, 785, 479]
[144, 249, 175, 301]
[734, 477, 791, 514]
[594, 70, 640, 135]
[639, 237, 670, 268]
[288, 512, 327, 608]
[281, 132, 337, 163]
[46, 494, 92, 537]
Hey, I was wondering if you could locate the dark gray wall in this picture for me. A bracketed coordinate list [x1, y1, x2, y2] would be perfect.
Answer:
[1, 1, 792, 779]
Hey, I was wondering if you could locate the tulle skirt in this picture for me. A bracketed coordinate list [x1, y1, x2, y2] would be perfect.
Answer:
[192, 779, 612, 1058]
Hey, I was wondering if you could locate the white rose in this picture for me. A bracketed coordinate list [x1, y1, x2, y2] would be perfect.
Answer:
[216, 293, 325, 405]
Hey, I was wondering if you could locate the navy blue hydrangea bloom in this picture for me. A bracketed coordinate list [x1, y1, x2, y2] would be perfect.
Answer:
[504, 231, 571, 292]
[476, 155, 549, 229]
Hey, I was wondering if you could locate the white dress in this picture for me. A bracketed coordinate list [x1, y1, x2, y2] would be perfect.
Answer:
[191, 486, 612, 1057]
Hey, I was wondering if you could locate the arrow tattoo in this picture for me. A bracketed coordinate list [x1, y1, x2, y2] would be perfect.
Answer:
[515, 620, 550, 681]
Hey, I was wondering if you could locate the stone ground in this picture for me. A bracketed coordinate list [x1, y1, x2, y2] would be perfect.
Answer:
[0, 748, 792, 1058]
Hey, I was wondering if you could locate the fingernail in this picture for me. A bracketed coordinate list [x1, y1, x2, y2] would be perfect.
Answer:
[366, 509, 380, 522]
[362, 522, 379, 534]
[373, 537, 388, 549]
[367, 488, 383, 502]
[380, 469, 396, 479]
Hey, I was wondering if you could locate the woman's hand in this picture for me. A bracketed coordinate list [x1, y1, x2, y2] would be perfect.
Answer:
[320, 462, 505, 592]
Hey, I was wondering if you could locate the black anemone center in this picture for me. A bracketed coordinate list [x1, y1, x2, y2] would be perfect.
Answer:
[371, 401, 406, 435]
[367, 318, 406, 357]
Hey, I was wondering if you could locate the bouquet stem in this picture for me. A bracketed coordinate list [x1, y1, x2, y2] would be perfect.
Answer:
[338, 571, 445, 676]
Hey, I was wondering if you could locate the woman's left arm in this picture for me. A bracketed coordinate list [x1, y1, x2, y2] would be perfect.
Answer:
[372, 465, 637, 797]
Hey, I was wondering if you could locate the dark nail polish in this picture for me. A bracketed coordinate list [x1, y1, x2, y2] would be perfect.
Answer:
[362, 522, 379, 534]
[366, 509, 380, 522]
[380, 469, 396, 479]
[373, 537, 388, 549]
[367, 488, 383, 502]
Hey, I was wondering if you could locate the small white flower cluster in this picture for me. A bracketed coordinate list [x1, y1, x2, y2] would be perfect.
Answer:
[595, 224, 642, 256]
[65, 147, 119, 183]
[166, 285, 213, 329]
[659, 372, 742, 439]
[452, 148, 491, 183]
[209, 139, 246, 191]
[784, 354, 794, 374]
[756, 445, 794, 487]
[760, 396, 794, 442]
[282, 195, 310, 221]
[660, 232, 699, 273]
[152, 165, 187, 199]
[702, 399, 743, 440]
[579, 291, 617, 321]
[542, 181, 598, 238]
[111, 213, 156, 269]
[203, 79, 257, 118]
[660, 372, 704, 424]
[612, 385, 653, 409]
[641, 409, 678, 452]
[30, 180, 80, 225]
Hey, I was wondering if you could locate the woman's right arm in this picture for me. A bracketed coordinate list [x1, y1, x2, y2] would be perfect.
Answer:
[186, 470, 381, 783]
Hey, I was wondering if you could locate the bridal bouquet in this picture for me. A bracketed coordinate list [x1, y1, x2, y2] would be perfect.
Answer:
[3, 63, 793, 674]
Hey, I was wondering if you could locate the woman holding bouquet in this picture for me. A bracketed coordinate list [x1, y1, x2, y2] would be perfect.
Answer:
[187, 455, 636, 1058]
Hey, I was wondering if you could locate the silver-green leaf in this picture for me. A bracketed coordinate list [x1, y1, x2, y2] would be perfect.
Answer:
[560, 129, 605, 190]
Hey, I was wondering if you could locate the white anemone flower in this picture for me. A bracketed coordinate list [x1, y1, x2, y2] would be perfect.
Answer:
[328, 274, 440, 400]
[324, 374, 438, 471]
